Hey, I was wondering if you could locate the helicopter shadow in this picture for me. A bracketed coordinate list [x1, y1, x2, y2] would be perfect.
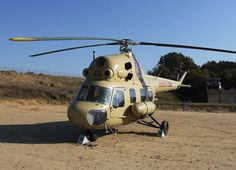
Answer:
[0, 121, 86, 144]
[0, 121, 160, 144]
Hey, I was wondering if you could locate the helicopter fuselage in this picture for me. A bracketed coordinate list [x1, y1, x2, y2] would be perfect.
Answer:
[67, 52, 186, 130]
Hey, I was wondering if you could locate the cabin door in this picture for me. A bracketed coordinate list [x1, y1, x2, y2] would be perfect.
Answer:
[109, 88, 126, 118]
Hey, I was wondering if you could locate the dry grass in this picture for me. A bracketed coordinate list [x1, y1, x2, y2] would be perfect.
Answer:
[0, 71, 83, 103]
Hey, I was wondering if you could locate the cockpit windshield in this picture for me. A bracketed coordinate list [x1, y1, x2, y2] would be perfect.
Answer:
[75, 85, 111, 105]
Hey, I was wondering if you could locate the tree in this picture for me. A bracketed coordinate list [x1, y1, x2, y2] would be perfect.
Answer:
[149, 52, 208, 102]
[149, 52, 198, 80]
[149, 53, 236, 102]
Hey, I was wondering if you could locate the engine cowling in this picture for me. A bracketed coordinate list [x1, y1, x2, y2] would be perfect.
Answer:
[131, 102, 156, 117]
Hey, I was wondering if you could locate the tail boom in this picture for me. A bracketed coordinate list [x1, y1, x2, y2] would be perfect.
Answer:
[144, 71, 190, 94]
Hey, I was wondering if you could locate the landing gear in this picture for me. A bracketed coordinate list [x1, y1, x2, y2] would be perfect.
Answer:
[138, 114, 169, 136]
[105, 123, 118, 134]
[85, 126, 119, 143]
[86, 130, 98, 142]
[160, 120, 169, 135]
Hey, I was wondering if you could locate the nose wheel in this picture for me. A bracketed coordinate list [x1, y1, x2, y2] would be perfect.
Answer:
[86, 130, 98, 142]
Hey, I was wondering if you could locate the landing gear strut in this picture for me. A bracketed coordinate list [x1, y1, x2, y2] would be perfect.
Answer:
[85, 126, 119, 142]
[138, 114, 169, 136]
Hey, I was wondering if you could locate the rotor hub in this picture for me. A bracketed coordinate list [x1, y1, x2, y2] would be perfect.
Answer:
[119, 39, 140, 53]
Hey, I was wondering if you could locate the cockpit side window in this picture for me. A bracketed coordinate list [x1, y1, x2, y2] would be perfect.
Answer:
[76, 85, 88, 101]
[112, 89, 125, 108]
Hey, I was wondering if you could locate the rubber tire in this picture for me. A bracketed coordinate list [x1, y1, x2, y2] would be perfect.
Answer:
[160, 121, 169, 135]
[87, 133, 98, 142]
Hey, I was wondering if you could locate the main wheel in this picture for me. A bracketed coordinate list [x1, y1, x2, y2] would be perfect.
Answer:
[160, 121, 169, 135]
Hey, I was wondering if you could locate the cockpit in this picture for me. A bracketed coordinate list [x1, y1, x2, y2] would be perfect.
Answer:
[75, 85, 111, 105]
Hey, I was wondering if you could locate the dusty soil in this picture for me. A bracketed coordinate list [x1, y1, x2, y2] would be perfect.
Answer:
[0, 100, 235, 170]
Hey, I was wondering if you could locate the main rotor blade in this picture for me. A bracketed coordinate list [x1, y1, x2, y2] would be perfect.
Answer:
[30, 42, 118, 57]
[10, 37, 120, 42]
[140, 42, 236, 54]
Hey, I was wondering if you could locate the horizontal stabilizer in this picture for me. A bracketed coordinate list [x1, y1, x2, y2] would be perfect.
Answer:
[179, 84, 191, 88]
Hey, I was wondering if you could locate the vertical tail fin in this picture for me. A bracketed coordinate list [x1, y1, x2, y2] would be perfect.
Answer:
[179, 71, 188, 84]
[178, 71, 191, 88]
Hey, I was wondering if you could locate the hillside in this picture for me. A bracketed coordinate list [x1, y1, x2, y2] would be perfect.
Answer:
[0, 71, 83, 103]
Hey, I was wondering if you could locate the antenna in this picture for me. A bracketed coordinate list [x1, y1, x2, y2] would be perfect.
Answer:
[157, 69, 163, 77]
[177, 62, 184, 81]
[93, 50, 96, 60]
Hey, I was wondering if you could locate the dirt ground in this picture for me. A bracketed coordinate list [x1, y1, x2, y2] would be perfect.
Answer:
[0, 100, 235, 170]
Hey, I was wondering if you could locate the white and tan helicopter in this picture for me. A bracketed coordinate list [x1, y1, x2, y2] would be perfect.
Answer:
[10, 37, 236, 142]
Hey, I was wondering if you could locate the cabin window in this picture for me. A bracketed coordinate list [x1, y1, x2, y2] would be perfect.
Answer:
[140, 89, 146, 102]
[129, 89, 136, 103]
[147, 89, 154, 101]
[112, 89, 125, 108]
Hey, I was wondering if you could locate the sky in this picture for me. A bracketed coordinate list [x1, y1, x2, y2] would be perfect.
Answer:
[1, 0, 236, 76]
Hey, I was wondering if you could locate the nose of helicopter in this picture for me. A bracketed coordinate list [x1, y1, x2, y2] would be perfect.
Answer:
[67, 102, 108, 129]
[67, 102, 89, 128]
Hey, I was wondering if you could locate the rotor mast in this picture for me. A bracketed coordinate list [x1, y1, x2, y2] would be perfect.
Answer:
[119, 39, 140, 53]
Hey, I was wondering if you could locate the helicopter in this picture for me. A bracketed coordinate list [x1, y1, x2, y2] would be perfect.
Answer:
[10, 37, 236, 142]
